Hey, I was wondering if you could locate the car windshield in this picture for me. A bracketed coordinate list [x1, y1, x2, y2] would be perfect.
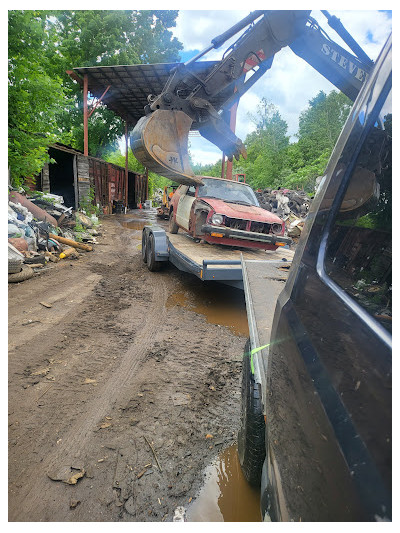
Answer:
[198, 178, 259, 206]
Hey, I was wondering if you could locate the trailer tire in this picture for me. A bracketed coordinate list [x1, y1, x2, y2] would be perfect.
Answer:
[169, 212, 179, 234]
[142, 230, 148, 263]
[238, 339, 266, 487]
[146, 233, 162, 271]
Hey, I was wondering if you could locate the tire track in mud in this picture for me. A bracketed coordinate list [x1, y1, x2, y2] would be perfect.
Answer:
[9, 215, 247, 522]
[47, 278, 168, 459]
[9, 224, 170, 521]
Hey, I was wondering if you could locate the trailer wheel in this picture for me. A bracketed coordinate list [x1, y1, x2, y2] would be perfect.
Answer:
[142, 229, 148, 263]
[238, 339, 266, 487]
[169, 211, 179, 234]
[146, 233, 162, 271]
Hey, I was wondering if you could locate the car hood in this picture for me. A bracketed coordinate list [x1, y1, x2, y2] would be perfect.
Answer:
[199, 197, 283, 223]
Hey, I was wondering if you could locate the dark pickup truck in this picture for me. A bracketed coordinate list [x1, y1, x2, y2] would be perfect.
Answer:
[238, 35, 392, 521]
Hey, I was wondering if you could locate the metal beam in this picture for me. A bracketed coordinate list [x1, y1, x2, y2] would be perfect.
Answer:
[66, 70, 83, 85]
[88, 85, 111, 118]
[226, 96, 238, 180]
[221, 154, 226, 179]
[83, 74, 88, 156]
[125, 121, 129, 209]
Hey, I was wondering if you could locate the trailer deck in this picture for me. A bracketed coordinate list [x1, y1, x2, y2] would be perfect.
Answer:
[241, 258, 292, 392]
[142, 225, 294, 290]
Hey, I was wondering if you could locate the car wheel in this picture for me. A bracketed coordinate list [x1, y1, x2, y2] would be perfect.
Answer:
[146, 233, 162, 272]
[169, 211, 179, 234]
[142, 229, 148, 263]
[238, 339, 266, 487]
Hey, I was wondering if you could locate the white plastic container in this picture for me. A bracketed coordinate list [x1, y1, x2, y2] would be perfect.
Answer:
[8, 243, 24, 274]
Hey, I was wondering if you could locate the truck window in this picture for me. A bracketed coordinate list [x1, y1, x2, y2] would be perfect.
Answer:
[325, 92, 392, 333]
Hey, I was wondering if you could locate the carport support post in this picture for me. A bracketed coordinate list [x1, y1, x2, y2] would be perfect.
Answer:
[226, 99, 238, 180]
[83, 74, 88, 156]
[125, 122, 129, 209]
[221, 154, 226, 179]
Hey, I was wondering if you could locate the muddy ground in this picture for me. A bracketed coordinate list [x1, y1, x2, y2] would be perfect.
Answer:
[8, 211, 250, 522]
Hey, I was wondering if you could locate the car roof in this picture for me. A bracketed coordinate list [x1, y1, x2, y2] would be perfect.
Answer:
[196, 176, 250, 185]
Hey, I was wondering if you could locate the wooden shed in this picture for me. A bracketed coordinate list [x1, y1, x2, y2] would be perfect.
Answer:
[33, 144, 147, 212]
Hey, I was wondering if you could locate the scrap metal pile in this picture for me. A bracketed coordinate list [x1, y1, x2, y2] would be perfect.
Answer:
[8, 189, 100, 283]
[255, 188, 312, 239]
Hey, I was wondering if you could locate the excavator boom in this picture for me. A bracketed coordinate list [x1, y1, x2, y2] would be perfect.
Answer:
[131, 10, 373, 184]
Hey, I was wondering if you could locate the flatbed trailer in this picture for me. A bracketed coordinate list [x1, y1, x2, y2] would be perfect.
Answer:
[240, 257, 291, 403]
[141, 226, 294, 290]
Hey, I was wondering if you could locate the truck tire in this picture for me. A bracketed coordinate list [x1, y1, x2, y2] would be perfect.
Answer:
[146, 232, 162, 272]
[169, 211, 179, 234]
[142, 229, 148, 263]
[238, 339, 266, 487]
[8, 264, 34, 283]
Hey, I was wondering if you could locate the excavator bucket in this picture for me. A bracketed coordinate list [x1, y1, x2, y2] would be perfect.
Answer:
[130, 109, 204, 186]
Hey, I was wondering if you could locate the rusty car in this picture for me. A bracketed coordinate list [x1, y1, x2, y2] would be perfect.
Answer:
[168, 177, 291, 251]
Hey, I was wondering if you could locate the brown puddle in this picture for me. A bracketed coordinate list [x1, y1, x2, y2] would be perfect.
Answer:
[186, 444, 261, 522]
[117, 210, 161, 235]
[166, 285, 249, 337]
[118, 218, 152, 232]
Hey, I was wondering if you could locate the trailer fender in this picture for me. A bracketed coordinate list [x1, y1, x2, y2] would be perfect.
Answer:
[144, 226, 170, 262]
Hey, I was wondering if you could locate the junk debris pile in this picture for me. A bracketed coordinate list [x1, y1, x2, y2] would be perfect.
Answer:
[8, 189, 101, 283]
[255, 187, 312, 240]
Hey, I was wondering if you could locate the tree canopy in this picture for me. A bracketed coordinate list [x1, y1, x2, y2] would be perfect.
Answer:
[8, 10, 182, 186]
[193, 90, 352, 193]
[9, 10, 353, 195]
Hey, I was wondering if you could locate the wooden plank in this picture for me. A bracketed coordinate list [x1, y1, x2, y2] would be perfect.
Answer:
[42, 163, 50, 193]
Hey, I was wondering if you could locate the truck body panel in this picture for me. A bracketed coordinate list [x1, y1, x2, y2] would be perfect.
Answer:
[242, 36, 392, 521]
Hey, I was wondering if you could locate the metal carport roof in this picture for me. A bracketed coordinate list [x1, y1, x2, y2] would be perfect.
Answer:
[72, 61, 236, 127]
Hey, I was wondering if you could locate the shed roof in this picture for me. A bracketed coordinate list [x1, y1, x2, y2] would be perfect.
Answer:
[72, 62, 235, 127]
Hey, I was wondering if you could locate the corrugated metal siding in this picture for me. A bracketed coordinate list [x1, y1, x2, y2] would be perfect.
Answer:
[42, 145, 147, 211]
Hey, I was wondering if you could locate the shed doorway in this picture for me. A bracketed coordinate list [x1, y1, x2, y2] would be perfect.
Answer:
[48, 148, 76, 208]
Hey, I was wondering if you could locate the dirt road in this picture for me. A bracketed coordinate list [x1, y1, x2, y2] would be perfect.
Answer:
[8, 211, 249, 522]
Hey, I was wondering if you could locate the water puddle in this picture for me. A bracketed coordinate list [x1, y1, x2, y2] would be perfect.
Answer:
[117, 210, 168, 252]
[119, 219, 150, 231]
[166, 284, 249, 337]
[186, 444, 261, 522]
[117, 209, 161, 236]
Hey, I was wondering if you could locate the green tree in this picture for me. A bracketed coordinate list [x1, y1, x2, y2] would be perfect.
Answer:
[297, 90, 352, 161]
[47, 10, 182, 157]
[8, 11, 70, 187]
[8, 10, 183, 184]
[240, 98, 289, 188]
[233, 90, 352, 192]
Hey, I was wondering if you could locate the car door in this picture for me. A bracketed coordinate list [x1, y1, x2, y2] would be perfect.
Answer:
[175, 185, 196, 231]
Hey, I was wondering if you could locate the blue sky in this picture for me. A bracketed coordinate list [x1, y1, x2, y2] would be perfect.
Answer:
[170, 8, 392, 166]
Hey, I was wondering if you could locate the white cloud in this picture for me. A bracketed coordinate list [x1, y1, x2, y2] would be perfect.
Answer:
[173, 10, 249, 52]
[172, 8, 392, 165]
[189, 137, 221, 166]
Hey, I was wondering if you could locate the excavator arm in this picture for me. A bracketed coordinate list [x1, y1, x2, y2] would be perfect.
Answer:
[131, 10, 373, 184]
